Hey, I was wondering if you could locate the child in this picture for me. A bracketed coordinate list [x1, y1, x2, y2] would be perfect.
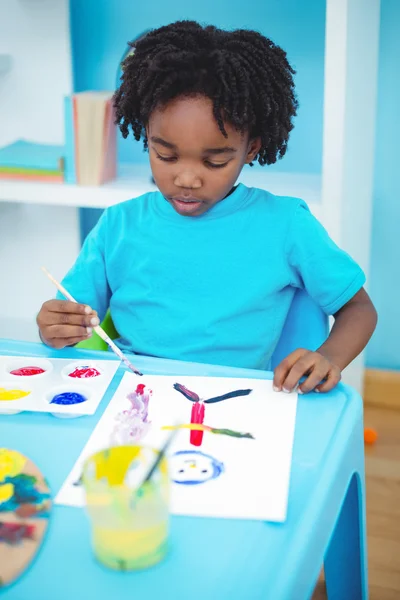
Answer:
[37, 21, 377, 394]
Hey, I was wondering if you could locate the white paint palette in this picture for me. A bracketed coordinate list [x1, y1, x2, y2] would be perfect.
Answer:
[0, 355, 120, 417]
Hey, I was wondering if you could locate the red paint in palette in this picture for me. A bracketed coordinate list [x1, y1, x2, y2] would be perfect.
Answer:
[68, 366, 101, 379]
[10, 366, 45, 376]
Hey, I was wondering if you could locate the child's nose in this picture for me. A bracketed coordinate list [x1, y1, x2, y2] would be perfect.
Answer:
[174, 170, 202, 190]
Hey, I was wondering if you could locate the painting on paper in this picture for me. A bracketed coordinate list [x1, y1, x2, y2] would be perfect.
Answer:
[56, 374, 297, 522]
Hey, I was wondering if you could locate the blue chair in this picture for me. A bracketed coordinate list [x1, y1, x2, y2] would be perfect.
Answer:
[0, 289, 368, 599]
[271, 288, 329, 369]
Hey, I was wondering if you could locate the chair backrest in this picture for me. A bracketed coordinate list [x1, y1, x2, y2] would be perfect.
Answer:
[270, 289, 329, 370]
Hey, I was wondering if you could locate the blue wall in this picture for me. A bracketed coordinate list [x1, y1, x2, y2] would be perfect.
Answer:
[69, 0, 399, 370]
[367, 0, 400, 370]
[69, 0, 325, 174]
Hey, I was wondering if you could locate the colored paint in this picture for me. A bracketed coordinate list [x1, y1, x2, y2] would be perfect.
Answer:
[9, 366, 45, 377]
[69, 366, 101, 379]
[162, 423, 254, 439]
[204, 388, 252, 404]
[0, 522, 35, 545]
[190, 402, 205, 447]
[0, 388, 30, 401]
[173, 382, 253, 447]
[173, 383, 199, 402]
[170, 450, 224, 485]
[0, 449, 51, 517]
[50, 392, 86, 405]
[111, 385, 152, 445]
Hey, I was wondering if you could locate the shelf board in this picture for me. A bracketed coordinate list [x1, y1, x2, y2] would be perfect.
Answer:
[0, 163, 322, 219]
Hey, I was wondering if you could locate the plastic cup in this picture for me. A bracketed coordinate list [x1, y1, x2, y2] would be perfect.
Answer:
[82, 445, 170, 571]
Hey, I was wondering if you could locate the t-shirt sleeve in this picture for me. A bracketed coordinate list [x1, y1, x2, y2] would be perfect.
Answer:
[286, 202, 366, 315]
[56, 211, 111, 320]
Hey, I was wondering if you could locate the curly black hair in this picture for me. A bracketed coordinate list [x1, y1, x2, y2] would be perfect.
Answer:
[113, 20, 298, 166]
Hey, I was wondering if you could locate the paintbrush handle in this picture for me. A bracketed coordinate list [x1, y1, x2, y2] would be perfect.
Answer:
[42, 267, 76, 303]
[94, 328, 142, 375]
[142, 429, 177, 484]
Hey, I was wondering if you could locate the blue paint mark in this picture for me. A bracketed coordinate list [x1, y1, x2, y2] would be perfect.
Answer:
[50, 392, 86, 405]
[0, 474, 51, 517]
[170, 450, 224, 486]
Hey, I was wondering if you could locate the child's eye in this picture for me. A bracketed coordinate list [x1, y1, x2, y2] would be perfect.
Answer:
[205, 161, 230, 169]
[155, 153, 177, 163]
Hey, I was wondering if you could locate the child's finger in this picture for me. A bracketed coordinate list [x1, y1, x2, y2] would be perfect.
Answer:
[281, 354, 317, 392]
[44, 324, 93, 340]
[273, 349, 309, 391]
[314, 369, 341, 393]
[297, 365, 329, 393]
[44, 300, 93, 315]
[43, 311, 99, 328]
[62, 336, 92, 347]
[51, 335, 92, 349]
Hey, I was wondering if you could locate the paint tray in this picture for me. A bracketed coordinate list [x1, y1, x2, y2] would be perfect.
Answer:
[0, 356, 120, 418]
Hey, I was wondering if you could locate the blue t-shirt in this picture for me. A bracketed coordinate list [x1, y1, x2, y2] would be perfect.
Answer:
[59, 184, 365, 370]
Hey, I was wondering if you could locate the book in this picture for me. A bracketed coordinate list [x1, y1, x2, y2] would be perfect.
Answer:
[0, 140, 64, 182]
[63, 95, 76, 184]
[72, 91, 117, 186]
[0, 139, 64, 170]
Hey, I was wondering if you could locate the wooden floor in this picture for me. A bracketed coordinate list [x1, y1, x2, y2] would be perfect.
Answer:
[312, 405, 400, 600]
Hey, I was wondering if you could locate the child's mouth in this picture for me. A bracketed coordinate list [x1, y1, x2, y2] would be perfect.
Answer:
[170, 197, 203, 215]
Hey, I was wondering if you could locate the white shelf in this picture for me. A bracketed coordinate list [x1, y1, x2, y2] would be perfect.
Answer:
[0, 163, 322, 219]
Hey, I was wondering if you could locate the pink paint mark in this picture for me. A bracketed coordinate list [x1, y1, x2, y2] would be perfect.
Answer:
[10, 366, 45, 376]
[69, 366, 101, 379]
[0, 522, 35, 544]
[190, 402, 205, 446]
[111, 385, 152, 445]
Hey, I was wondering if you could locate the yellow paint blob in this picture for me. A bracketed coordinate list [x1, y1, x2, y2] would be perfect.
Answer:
[0, 449, 26, 481]
[0, 482, 14, 503]
[0, 387, 30, 401]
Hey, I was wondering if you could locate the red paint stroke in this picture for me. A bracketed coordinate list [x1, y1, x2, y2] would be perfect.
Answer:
[69, 366, 101, 379]
[190, 402, 205, 446]
[0, 522, 35, 545]
[10, 366, 45, 376]
[136, 384, 146, 395]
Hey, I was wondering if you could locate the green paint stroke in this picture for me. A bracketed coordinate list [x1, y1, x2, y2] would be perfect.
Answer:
[210, 428, 254, 439]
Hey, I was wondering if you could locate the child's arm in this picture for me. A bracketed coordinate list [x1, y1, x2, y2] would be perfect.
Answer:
[273, 288, 377, 393]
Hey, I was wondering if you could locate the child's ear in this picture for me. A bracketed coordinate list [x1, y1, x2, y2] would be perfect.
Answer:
[245, 137, 262, 164]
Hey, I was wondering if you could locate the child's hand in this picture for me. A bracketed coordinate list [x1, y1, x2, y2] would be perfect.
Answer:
[36, 300, 100, 349]
[273, 349, 341, 394]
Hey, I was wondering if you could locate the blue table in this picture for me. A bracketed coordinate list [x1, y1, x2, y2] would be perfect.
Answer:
[0, 339, 368, 600]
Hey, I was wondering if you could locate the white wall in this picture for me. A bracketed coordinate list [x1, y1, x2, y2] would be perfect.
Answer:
[0, 0, 80, 341]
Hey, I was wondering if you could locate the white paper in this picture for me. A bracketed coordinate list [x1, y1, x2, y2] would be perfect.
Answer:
[0, 356, 120, 416]
[56, 373, 297, 522]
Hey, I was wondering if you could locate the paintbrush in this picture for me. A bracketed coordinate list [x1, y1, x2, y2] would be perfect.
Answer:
[141, 428, 177, 486]
[41, 266, 143, 376]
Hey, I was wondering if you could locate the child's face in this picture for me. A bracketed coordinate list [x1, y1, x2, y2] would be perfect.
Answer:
[147, 96, 261, 217]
